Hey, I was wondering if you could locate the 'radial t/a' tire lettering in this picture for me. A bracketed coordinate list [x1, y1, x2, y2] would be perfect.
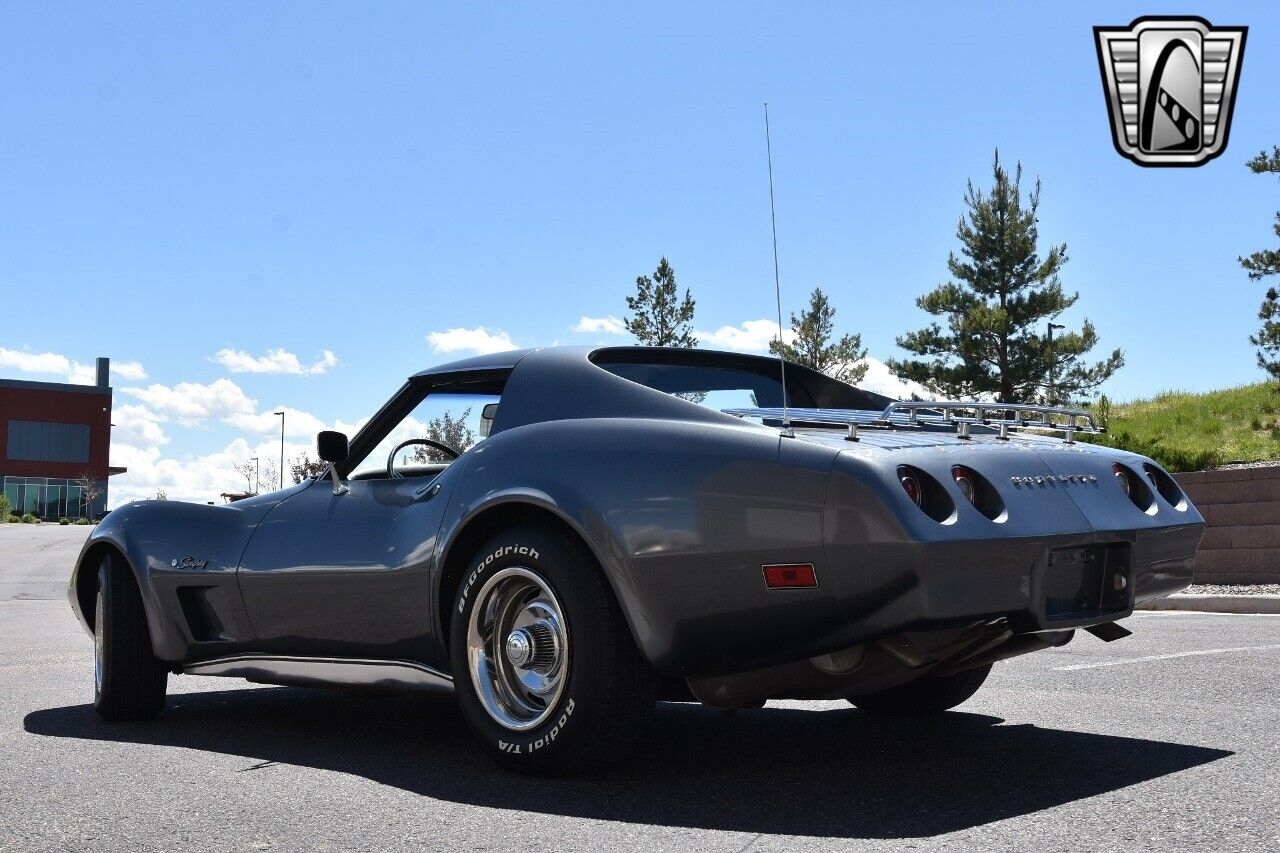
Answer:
[449, 524, 655, 774]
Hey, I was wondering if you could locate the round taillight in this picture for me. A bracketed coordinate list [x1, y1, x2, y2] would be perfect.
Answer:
[1113, 463, 1132, 496]
[901, 474, 922, 506]
[952, 466, 976, 504]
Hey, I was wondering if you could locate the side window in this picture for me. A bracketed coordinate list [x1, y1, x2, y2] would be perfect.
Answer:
[348, 392, 502, 480]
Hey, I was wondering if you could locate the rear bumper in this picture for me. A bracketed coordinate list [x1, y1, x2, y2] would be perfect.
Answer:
[634, 521, 1202, 678]
[848, 523, 1201, 636]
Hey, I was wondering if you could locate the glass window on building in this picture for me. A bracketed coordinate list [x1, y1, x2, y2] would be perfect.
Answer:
[1, 477, 92, 520]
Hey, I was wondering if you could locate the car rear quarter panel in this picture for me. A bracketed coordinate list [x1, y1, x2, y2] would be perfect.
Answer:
[438, 417, 846, 677]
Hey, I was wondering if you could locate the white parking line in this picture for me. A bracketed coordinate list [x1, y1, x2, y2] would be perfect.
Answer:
[1054, 644, 1280, 671]
[1131, 607, 1280, 614]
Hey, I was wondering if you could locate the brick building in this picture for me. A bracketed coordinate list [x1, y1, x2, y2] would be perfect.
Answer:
[0, 357, 124, 520]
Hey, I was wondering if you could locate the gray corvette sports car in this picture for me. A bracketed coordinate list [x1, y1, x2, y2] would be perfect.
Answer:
[70, 346, 1202, 773]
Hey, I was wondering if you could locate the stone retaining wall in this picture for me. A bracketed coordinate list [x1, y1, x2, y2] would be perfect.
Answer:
[1173, 466, 1280, 585]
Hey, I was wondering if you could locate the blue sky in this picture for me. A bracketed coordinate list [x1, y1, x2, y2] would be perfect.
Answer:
[1, 2, 1277, 505]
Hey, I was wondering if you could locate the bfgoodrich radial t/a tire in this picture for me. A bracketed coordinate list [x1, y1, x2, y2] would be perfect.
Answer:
[848, 664, 992, 715]
[449, 525, 655, 774]
[93, 552, 168, 721]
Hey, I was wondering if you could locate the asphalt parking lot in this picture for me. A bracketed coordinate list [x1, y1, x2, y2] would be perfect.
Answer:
[1, 525, 1277, 852]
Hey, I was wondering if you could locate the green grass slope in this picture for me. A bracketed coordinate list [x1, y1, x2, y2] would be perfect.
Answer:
[1085, 383, 1280, 472]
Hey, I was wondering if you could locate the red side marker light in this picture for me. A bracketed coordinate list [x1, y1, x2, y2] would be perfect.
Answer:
[763, 563, 818, 589]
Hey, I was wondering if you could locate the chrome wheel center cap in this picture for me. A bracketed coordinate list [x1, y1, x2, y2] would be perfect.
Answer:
[504, 628, 533, 667]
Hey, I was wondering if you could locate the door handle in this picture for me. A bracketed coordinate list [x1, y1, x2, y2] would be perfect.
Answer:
[413, 482, 442, 501]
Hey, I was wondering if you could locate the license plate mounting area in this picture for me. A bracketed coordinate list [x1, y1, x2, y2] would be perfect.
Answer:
[1044, 543, 1131, 621]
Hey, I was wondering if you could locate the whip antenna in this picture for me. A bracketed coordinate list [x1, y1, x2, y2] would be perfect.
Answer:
[763, 102, 792, 435]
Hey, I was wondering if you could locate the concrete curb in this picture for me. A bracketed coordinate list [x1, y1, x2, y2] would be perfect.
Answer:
[1138, 594, 1280, 614]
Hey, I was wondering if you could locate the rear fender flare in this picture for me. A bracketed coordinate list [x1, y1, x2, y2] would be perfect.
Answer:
[433, 487, 640, 660]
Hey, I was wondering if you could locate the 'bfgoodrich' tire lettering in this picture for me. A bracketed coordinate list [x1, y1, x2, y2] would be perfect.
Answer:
[448, 525, 655, 774]
[457, 544, 540, 615]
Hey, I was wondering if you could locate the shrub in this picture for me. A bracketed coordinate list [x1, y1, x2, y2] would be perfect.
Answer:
[1094, 395, 1112, 432]
[0, 493, 10, 521]
[59, 517, 70, 525]
[20, 513, 39, 524]
[8, 514, 21, 524]
[74, 518, 92, 526]
[1084, 431, 1220, 473]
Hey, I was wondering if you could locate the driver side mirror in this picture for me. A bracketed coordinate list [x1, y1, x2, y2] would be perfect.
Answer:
[317, 431, 349, 463]
[316, 431, 350, 496]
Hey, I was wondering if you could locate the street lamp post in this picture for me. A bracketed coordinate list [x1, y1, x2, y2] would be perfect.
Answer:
[1047, 322, 1065, 405]
[251, 456, 259, 494]
[274, 411, 285, 490]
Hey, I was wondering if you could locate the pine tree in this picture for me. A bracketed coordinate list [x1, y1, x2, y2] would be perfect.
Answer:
[624, 257, 697, 347]
[888, 150, 1123, 403]
[769, 287, 869, 384]
[1240, 146, 1280, 381]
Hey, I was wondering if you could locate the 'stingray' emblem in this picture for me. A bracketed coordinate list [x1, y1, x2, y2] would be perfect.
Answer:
[1094, 17, 1246, 167]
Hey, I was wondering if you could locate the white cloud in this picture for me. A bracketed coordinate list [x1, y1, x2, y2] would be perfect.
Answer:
[119, 377, 332, 441]
[109, 361, 148, 380]
[426, 327, 517, 356]
[226, 405, 329, 438]
[851, 357, 930, 401]
[0, 347, 72, 374]
[0, 347, 147, 384]
[573, 315, 627, 335]
[68, 359, 149, 384]
[67, 363, 97, 384]
[697, 319, 797, 353]
[108, 436, 318, 507]
[213, 347, 339, 375]
[111, 404, 170, 448]
[120, 378, 257, 426]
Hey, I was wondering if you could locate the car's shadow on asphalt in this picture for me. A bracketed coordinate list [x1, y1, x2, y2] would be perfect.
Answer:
[24, 686, 1230, 839]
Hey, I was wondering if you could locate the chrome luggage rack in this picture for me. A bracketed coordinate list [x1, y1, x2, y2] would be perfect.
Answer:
[723, 401, 1104, 443]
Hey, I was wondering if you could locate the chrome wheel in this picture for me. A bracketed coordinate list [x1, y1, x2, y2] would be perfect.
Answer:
[466, 566, 569, 731]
